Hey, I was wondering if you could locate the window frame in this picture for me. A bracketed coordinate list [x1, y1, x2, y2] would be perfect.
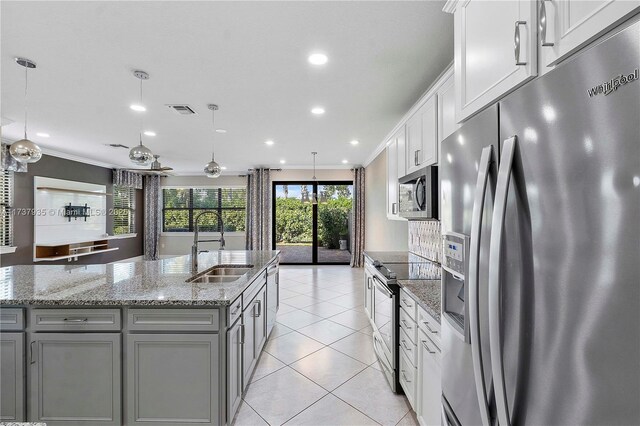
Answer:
[161, 186, 247, 234]
[112, 185, 136, 236]
[0, 170, 14, 249]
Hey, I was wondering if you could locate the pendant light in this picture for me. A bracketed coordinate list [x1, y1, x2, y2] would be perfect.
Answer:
[204, 104, 221, 178]
[128, 70, 154, 165]
[10, 58, 42, 163]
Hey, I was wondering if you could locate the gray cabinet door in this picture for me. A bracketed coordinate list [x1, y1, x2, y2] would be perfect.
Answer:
[226, 319, 243, 423]
[126, 333, 220, 425]
[1, 332, 24, 421]
[266, 264, 278, 337]
[253, 287, 267, 356]
[241, 305, 256, 388]
[29, 333, 121, 425]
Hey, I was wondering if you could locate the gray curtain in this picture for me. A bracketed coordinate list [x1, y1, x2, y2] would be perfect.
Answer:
[113, 169, 143, 189]
[1, 144, 28, 172]
[143, 175, 161, 260]
[350, 167, 365, 267]
[246, 169, 272, 251]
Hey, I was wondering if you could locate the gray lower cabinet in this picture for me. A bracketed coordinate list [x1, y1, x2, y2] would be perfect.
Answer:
[126, 333, 220, 425]
[226, 318, 243, 424]
[29, 333, 121, 425]
[242, 285, 266, 388]
[0, 332, 25, 421]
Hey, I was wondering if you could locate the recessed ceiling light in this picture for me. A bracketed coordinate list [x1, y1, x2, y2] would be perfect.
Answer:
[265, 140, 275, 146]
[342, 159, 349, 164]
[143, 131, 156, 137]
[36, 132, 50, 138]
[280, 159, 286, 164]
[216, 129, 227, 133]
[308, 53, 328, 65]
[130, 104, 146, 112]
[311, 107, 325, 115]
[350, 140, 359, 145]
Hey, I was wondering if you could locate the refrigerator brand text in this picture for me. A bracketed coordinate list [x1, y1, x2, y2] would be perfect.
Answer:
[588, 68, 639, 97]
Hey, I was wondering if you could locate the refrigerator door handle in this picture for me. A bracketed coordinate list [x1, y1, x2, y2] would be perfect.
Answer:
[469, 145, 495, 426]
[488, 136, 518, 426]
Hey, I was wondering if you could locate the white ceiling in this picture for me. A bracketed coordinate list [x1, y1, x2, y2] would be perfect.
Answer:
[1, 1, 453, 174]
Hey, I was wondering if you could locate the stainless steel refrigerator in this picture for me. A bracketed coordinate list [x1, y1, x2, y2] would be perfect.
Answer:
[440, 20, 640, 425]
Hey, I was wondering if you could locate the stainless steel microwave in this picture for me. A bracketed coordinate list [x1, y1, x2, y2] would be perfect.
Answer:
[398, 166, 438, 219]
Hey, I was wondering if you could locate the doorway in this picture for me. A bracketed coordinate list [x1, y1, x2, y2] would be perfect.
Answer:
[272, 181, 353, 265]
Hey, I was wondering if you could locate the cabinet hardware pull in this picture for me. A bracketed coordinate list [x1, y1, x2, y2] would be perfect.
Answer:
[252, 300, 262, 317]
[401, 340, 411, 351]
[402, 298, 412, 307]
[30, 341, 36, 364]
[539, 0, 554, 47]
[421, 340, 436, 354]
[401, 319, 412, 329]
[423, 321, 438, 334]
[402, 371, 411, 383]
[514, 21, 527, 65]
[231, 305, 241, 316]
[392, 202, 398, 215]
[63, 317, 88, 322]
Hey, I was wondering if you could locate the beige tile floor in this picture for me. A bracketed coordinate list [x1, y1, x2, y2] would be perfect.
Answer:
[233, 265, 419, 426]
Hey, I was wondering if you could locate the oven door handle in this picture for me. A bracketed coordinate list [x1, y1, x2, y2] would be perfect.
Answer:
[372, 276, 393, 298]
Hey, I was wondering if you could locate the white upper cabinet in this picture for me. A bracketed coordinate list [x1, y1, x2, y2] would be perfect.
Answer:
[437, 71, 459, 145]
[538, 0, 640, 69]
[450, 0, 538, 122]
[406, 95, 438, 175]
[386, 126, 406, 220]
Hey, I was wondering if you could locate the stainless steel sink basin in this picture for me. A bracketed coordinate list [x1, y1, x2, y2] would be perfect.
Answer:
[206, 267, 252, 276]
[187, 265, 254, 284]
[190, 275, 240, 284]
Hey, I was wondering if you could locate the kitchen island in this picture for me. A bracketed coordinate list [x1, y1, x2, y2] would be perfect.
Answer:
[0, 250, 280, 425]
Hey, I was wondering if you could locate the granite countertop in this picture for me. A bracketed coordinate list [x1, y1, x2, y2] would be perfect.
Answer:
[0, 250, 279, 307]
[364, 251, 411, 263]
[397, 279, 441, 323]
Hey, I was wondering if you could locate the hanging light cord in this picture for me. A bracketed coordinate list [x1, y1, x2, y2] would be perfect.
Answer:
[211, 108, 216, 161]
[139, 77, 144, 146]
[23, 63, 29, 139]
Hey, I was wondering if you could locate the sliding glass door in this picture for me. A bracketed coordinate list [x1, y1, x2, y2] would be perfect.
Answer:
[272, 181, 353, 265]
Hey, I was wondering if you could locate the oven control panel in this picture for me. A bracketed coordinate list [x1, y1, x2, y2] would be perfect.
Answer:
[442, 232, 468, 277]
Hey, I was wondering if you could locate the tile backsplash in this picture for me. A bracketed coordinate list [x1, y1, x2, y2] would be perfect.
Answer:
[408, 220, 441, 264]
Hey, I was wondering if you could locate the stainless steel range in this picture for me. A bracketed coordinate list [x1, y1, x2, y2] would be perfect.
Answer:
[364, 253, 440, 392]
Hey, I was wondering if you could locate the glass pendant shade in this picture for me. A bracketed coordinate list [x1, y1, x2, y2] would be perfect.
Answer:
[129, 141, 154, 165]
[204, 159, 221, 178]
[10, 138, 42, 163]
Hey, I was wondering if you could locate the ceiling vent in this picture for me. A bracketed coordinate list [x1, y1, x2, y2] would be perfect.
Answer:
[107, 143, 129, 149]
[166, 104, 197, 115]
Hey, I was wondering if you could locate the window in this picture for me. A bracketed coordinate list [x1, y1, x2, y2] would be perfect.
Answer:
[162, 187, 247, 233]
[0, 170, 13, 247]
[113, 185, 136, 235]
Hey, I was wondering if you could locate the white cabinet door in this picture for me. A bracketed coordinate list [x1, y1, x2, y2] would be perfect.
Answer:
[395, 125, 406, 178]
[420, 96, 438, 167]
[417, 331, 441, 426]
[386, 139, 399, 217]
[454, 0, 537, 122]
[406, 111, 422, 175]
[437, 73, 459, 143]
[539, 0, 639, 68]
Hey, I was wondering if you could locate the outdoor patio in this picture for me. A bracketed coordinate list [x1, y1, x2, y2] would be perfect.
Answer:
[276, 244, 352, 264]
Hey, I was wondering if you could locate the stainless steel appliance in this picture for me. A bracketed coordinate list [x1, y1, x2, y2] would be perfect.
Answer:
[399, 167, 438, 219]
[440, 21, 639, 425]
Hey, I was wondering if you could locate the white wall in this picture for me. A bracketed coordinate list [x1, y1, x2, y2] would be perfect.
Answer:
[159, 175, 247, 256]
[272, 169, 353, 181]
[364, 150, 408, 251]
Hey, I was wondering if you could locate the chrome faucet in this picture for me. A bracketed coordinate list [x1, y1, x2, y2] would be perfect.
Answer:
[192, 210, 225, 271]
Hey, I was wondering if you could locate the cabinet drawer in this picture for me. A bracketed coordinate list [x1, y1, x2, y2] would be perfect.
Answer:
[0, 308, 24, 331]
[399, 307, 417, 345]
[417, 306, 441, 345]
[419, 329, 441, 366]
[243, 273, 266, 311]
[399, 350, 417, 410]
[31, 309, 121, 331]
[228, 297, 243, 326]
[399, 327, 417, 367]
[128, 309, 219, 332]
[399, 289, 417, 320]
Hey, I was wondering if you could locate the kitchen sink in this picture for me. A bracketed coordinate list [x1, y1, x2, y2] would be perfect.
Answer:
[187, 265, 254, 284]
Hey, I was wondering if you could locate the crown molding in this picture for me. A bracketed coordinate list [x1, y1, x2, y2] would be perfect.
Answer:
[363, 63, 454, 168]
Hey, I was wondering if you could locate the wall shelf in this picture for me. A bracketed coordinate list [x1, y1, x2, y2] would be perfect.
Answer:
[36, 187, 112, 196]
[34, 239, 119, 262]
